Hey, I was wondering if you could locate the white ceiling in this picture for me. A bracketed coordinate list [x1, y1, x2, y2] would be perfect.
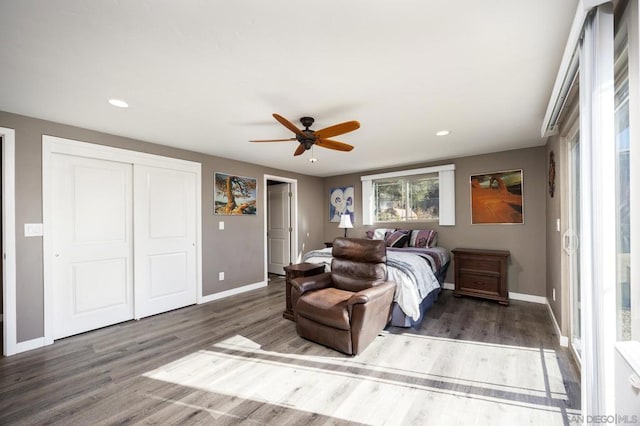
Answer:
[0, 0, 577, 177]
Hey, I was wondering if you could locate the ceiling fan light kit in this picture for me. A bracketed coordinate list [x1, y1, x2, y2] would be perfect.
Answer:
[250, 113, 360, 158]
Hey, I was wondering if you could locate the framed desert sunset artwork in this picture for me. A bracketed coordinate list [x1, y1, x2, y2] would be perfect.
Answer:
[470, 169, 523, 224]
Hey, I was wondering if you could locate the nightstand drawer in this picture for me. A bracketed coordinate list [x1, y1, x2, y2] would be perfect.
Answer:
[458, 257, 501, 274]
[459, 272, 500, 294]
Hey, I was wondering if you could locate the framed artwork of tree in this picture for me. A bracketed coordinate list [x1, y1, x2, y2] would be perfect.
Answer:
[214, 172, 257, 215]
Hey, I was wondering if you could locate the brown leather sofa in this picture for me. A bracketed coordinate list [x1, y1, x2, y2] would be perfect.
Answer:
[291, 238, 396, 355]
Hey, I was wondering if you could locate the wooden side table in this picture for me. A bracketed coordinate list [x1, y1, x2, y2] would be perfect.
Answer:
[282, 262, 326, 321]
[452, 248, 510, 305]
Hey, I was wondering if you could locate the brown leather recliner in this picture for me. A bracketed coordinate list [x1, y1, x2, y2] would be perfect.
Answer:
[291, 238, 396, 355]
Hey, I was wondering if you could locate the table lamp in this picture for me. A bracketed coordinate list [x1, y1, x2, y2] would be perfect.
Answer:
[338, 213, 353, 237]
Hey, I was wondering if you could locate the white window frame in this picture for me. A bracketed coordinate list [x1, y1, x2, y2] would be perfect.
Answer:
[361, 164, 455, 226]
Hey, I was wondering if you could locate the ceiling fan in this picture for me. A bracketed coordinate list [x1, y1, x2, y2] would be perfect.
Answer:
[250, 113, 360, 156]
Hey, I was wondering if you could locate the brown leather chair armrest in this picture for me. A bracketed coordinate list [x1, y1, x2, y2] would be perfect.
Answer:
[347, 281, 396, 305]
[291, 272, 333, 296]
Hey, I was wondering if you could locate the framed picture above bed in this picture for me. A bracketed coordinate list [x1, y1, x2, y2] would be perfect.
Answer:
[214, 172, 257, 215]
[470, 169, 523, 224]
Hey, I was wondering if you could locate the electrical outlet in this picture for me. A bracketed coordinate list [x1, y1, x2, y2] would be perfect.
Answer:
[219, 272, 225, 281]
[552, 288, 556, 302]
[219, 221, 225, 230]
[24, 223, 43, 237]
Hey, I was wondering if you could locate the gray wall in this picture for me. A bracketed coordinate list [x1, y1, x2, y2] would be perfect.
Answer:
[1, 111, 324, 343]
[323, 146, 547, 296]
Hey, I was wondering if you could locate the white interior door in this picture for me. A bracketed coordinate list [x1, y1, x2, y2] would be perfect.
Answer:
[134, 165, 197, 318]
[267, 183, 291, 275]
[52, 154, 133, 339]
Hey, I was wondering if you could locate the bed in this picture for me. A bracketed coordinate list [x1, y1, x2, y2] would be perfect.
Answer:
[302, 229, 450, 327]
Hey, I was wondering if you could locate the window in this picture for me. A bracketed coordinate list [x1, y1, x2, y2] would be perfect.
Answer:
[361, 164, 455, 226]
[373, 174, 439, 222]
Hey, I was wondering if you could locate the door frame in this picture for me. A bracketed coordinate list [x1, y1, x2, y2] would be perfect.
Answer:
[43, 136, 202, 345]
[1, 127, 17, 356]
[263, 174, 298, 282]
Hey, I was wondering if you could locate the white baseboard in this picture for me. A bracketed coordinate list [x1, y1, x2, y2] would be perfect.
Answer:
[546, 299, 569, 347]
[443, 282, 454, 290]
[199, 281, 267, 304]
[509, 292, 547, 304]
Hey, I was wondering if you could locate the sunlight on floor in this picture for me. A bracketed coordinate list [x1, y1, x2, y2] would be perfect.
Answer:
[143, 333, 579, 424]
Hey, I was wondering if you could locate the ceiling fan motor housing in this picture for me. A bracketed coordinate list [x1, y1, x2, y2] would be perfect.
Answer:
[297, 132, 316, 150]
[298, 118, 317, 150]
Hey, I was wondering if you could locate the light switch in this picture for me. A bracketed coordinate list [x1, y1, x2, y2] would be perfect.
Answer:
[24, 223, 43, 237]
[556, 218, 561, 232]
[219, 221, 225, 230]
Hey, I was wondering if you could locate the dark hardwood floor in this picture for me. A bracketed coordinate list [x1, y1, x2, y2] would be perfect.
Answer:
[0, 279, 580, 425]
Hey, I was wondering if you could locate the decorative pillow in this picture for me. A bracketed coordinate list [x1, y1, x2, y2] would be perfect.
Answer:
[409, 229, 438, 248]
[386, 230, 409, 247]
[366, 228, 395, 240]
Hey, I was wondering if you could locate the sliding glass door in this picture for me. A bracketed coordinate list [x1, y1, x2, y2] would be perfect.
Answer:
[567, 131, 582, 360]
[614, 38, 631, 341]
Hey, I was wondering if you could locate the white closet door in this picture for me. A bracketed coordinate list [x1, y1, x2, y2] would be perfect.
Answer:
[52, 154, 133, 339]
[134, 165, 197, 319]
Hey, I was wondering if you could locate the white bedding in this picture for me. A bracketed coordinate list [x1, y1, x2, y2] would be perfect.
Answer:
[302, 247, 442, 321]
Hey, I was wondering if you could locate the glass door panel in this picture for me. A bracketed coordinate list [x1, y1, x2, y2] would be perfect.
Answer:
[568, 133, 582, 359]
[614, 37, 631, 340]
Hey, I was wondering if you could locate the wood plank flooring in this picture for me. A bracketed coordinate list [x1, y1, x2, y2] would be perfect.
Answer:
[0, 279, 580, 425]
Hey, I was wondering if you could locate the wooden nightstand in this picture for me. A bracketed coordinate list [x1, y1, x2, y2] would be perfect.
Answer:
[452, 248, 510, 305]
[282, 262, 326, 321]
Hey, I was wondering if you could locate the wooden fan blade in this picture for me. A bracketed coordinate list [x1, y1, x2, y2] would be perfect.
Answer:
[273, 113, 305, 136]
[249, 138, 297, 142]
[314, 120, 360, 139]
[316, 138, 354, 152]
[293, 143, 306, 156]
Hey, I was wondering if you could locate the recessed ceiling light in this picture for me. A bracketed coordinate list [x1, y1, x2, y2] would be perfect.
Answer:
[108, 99, 129, 108]
[436, 130, 450, 136]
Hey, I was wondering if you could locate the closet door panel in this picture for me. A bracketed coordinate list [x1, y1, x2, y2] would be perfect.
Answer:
[52, 154, 133, 339]
[134, 165, 197, 318]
